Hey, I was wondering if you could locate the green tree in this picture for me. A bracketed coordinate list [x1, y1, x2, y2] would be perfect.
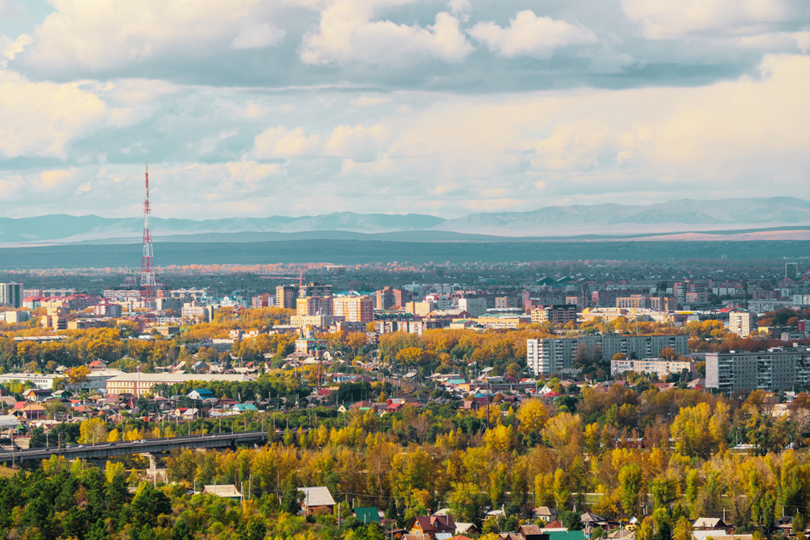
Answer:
[619, 464, 643, 516]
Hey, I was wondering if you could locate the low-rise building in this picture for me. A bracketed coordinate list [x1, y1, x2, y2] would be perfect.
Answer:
[105, 373, 248, 397]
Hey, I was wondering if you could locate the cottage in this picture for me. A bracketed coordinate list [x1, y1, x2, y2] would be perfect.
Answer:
[409, 516, 456, 539]
[298, 486, 336, 515]
[693, 518, 726, 531]
[201, 485, 241, 498]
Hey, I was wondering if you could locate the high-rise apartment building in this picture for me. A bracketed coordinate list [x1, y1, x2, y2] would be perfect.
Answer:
[333, 296, 374, 323]
[299, 282, 333, 298]
[297, 296, 333, 316]
[706, 347, 810, 393]
[729, 311, 756, 337]
[786, 263, 799, 280]
[376, 287, 410, 310]
[276, 285, 299, 310]
[0, 283, 22, 308]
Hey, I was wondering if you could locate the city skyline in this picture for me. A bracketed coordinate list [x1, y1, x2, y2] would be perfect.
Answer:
[0, 0, 809, 219]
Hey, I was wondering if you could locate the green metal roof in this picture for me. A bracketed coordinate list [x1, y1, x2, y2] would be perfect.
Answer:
[354, 507, 381, 524]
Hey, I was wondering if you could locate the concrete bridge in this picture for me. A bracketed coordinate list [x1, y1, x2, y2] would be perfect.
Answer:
[0, 430, 268, 465]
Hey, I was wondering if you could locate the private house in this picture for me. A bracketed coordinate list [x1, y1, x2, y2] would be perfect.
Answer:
[23, 389, 52, 402]
[201, 485, 241, 499]
[188, 388, 216, 401]
[298, 486, 336, 515]
[693, 519, 727, 531]
[409, 516, 456, 539]
[519, 525, 548, 540]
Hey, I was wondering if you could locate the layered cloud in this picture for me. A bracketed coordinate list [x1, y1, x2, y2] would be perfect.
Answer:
[1, 1, 809, 219]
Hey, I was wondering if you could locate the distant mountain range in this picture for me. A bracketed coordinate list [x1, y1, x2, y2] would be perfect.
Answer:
[4, 197, 810, 246]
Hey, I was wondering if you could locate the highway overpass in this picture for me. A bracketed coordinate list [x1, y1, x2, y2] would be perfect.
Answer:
[0, 430, 268, 465]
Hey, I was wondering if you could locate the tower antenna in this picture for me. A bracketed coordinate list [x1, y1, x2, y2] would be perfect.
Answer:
[140, 164, 157, 304]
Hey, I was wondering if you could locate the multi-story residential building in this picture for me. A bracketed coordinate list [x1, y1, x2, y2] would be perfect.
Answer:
[376, 287, 410, 310]
[457, 297, 488, 317]
[527, 334, 688, 376]
[611, 358, 696, 379]
[600, 335, 688, 361]
[729, 311, 756, 337]
[706, 347, 810, 393]
[0, 283, 23, 308]
[276, 285, 299, 310]
[41, 306, 67, 330]
[299, 282, 333, 298]
[405, 301, 435, 316]
[1, 310, 30, 323]
[786, 263, 799, 280]
[527, 336, 602, 376]
[297, 296, 333, 317]
[531, 304, 577, 325]
[251, 293, 274, 308]
[93, 302, 123, 318]
[333, 296, 374, 323]
[424, 294, 453, 310]
[616, 295, 678, 311]
[495, 297, 513, 309]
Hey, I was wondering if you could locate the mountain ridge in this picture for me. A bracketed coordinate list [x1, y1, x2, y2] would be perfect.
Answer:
[3, 197, 810, 245]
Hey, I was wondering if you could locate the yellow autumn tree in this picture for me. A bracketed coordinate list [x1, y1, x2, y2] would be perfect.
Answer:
[79, 418, 108, 444]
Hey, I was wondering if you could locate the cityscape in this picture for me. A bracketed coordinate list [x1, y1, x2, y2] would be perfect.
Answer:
[1, 1, 810, 540]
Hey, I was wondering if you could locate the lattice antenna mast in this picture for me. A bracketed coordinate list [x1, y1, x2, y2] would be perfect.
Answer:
[140, 164, 156, 303]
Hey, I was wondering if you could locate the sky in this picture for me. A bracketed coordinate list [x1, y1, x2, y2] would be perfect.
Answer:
[0, 0, 809, 220]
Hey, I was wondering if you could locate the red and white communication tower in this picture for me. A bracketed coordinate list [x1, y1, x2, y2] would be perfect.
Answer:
[140, 164, 157, 303]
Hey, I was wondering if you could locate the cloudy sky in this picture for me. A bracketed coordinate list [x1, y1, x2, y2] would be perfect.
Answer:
[0, 0, 809, 220]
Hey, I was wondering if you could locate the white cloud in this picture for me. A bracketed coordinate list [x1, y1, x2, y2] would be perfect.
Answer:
[0, 70, 111, 158]
[300, 0, 473, 65]
[622, 0, 798, 39]
[39, 169, 74, 188]
[252, 126, 323, 158]
[448, 0, 471, 18]
[23, 0, 286, 71]
[231, 23, 286, 49]
[326, 124, 391, 159]
[0, 34, 32, 67]
[351, 95, 393, 107]
[469, 10, 597, 58]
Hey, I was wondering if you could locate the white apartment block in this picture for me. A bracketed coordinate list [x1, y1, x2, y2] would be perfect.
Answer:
[729, 311, 755, 337]
[706, 347, 810, 393]
[611, 358, 695, 378]
[527, 334, 688, 377]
